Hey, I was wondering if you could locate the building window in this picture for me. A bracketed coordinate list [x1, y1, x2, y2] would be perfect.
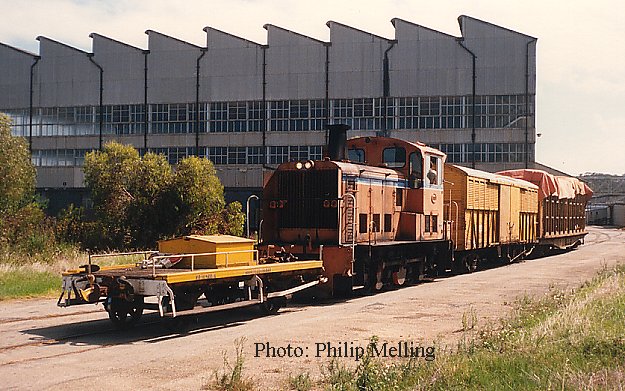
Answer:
[352, 98, 375, 130]
[332, 99, 353, 129]
[227, 146, 246, 165]
[289, 100, 309, 131]
[247, 146, 264, 164]
[207, 146, 228, 165]
[310, 99, 326, 130]
[269, 146, 289, 165]
[248, 101, 263, 132]
[270, 101, 289, 131]
[228, 101, 247, 132]
[209, 102, 228, 132]
[398, 97, 418, 129]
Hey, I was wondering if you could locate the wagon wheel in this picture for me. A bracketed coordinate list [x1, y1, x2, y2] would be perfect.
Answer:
[464, 255, 479, 273]
[260, 297, 286, 315]
[107, 296, 144, 329]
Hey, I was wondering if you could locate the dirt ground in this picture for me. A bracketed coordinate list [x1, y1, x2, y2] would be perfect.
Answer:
[0, 226, 623, 390]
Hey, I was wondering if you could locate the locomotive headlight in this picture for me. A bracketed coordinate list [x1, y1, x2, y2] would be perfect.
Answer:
[323, 199, 338, 208]
[304, 160, 314, 169]
[295, 162, 303, 170]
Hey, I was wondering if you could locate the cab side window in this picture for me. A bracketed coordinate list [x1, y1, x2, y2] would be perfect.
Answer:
[348, 148, 365, 163]
[409, 151, 423, 188]
[426, 155, 442, 186]
[383, 147, 406, 168]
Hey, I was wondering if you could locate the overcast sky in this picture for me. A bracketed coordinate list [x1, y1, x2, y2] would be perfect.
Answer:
[1, 0, 623, 175]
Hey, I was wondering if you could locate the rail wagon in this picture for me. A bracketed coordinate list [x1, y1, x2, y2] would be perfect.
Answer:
[444, 165, 538, 271]
[498, 169, 593, 250]
[58, 235, 324, 328]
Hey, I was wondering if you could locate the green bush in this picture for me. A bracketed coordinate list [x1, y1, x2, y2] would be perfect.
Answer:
[83, 142, 245, 250]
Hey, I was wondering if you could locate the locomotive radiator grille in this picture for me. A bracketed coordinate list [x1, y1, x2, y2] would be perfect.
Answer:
[276, 169, 339, 229]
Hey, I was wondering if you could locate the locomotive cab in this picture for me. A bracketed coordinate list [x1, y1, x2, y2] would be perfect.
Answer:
[347, 137, 446, 241]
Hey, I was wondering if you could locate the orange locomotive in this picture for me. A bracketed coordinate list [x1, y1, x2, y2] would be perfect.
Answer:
[258, 125, 592, 296]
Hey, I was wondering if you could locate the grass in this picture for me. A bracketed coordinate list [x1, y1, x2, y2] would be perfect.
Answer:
[0, 249, 81, 300]
[0, 244, 159, 300]
[317, 263, 625, 390]
[190, 265, 625, 390]
[0, 267, 61, 299]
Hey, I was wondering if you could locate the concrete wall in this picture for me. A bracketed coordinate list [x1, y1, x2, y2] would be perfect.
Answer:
[0, 43, 35, 109]
[202, 28, 264, 102]
[0, 16, 538, 195]
[35, 37, 100, 107]
[265, 25, 326, 100]
[91, 33, 146, 105]
[613, 204, 625, 227]
[146, 30, 202, 104]
[458, 15, 536, 95]
[327, 21, 390, 98]
[390, 18, 472, 97]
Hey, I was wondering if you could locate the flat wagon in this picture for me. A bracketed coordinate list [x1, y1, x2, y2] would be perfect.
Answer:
[58, 235, 324, 328]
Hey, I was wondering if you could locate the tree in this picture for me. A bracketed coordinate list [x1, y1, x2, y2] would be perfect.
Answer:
[0, 113, 56, 256]
[0, 114, 36, 214]
[83, 141, 245, 249]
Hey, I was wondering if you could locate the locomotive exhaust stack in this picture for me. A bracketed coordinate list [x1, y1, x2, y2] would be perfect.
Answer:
[326, 124, 350, 161]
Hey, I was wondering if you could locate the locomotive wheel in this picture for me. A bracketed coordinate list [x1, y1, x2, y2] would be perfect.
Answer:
[392, 267, 407, 286]
[374, 264, 384, 291]
[107, 296, 144, 329]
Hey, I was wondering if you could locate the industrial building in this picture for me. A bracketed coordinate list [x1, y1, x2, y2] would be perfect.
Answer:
[0, 15, 537, 206]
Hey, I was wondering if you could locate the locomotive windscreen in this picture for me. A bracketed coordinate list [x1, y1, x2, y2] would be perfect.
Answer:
[276, 169, 339, 229]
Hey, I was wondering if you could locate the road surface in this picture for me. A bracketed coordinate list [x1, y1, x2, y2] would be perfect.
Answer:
[0, 226, 623, 390]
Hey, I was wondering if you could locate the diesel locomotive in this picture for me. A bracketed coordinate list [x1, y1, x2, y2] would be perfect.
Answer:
[258, 125, 592, 296]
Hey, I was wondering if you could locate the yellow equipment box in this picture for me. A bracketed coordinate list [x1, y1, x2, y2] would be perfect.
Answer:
[158, 235, 255, 268]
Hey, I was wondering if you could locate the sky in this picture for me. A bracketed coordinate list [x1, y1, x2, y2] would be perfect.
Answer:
[1, 0, 624, 176]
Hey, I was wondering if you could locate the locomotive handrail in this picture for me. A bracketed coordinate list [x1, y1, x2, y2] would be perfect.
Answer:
[246, 194, 259, 240]
[149, 249, 259, 275]
[88, 250, 158, 274]
[452, 200, 459, 250]
[341, 192, 357, 266]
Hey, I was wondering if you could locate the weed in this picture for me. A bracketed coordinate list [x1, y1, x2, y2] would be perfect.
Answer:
[287, 372, 312, 391]
[208, 338, 254, 391]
